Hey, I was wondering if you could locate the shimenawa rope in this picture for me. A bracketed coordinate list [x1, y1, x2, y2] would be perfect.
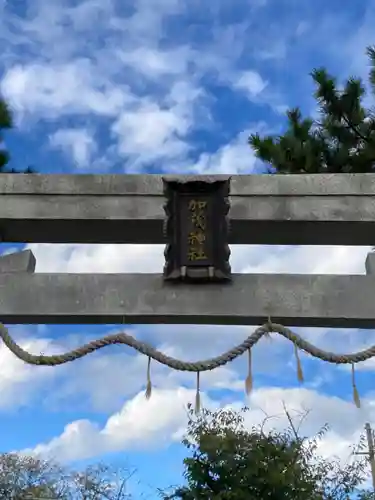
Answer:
[0, 321, 366, 413]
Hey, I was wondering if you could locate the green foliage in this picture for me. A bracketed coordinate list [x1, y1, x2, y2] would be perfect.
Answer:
[161, 405, 374, 500]
[249, 45, 375, 173]
[0, 97, 12, 130]
[0, 96, 13, 172]
[0, 95, 35, 173]
[0, 452, 134, 499]
[0, 453, 65, 499]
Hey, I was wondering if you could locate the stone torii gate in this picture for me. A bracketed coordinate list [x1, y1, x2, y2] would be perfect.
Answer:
[0, 172, 375, 329]
[1, 171, 375, 409]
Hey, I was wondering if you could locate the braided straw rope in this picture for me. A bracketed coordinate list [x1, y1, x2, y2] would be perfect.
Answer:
[0, 321, 368, 411]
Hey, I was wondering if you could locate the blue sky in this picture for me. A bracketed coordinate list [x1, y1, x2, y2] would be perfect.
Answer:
[1, 0, 375, 496]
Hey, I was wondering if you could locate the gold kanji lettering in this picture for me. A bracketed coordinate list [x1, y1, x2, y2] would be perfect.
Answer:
[188, 247, 207, 261]
[186, 197, 209, 262]
[188, 199, 207, 211]
[188, 199, 197, 211]
[188, 231, 206, 245]
[191, 213, 206, 230]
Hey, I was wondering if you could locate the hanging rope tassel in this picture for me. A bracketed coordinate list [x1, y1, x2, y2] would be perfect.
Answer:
[264, 316, 273, 340]
[145, 356, 152, 400]
[245, 349, 253, 395]
[351, 363, 361, 409]
[195, 372, 201, 415]
[294, 343, 304, 383]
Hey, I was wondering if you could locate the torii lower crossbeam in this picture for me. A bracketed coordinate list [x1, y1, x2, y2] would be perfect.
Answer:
[1, 271, 375, 328]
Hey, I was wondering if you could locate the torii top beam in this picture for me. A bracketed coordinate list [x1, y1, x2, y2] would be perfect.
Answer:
[0, 173, 375, 245]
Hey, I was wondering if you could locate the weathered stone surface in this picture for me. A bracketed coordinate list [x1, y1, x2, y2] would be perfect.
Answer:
[0, 249, 36, 273]
[1, 174, 375, 244]
[1, 173, 375, 195]
[365, 252, 375, 275]
[0, 272, 374, 328]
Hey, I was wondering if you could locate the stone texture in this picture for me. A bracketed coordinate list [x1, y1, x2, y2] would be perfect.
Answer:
[1, 173, 375, 244]
[0, 249, 36, 273]
[365, 252, 375, 275]
[0, 272, 374, 328]
[1, 173, 375, 195]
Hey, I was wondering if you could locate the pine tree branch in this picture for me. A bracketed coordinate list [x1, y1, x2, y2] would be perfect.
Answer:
[341, 114, 369, 143]
[0, 99, 12, 129]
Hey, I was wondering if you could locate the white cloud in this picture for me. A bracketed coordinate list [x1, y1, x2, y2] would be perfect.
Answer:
[242, 245, 371, 275]
[49, 128, 97, 169]
[28, 243, 164, 274]
[190, 130, 259, 174]
[242, 387, 370, 466]
[24, 242, 267, 278]
[0, 0, 288, 172]
[25, 388, 201, 461]
[45, 350, 155, 413]
[23, 386, 373, 465]
[1, 61, 129, 121]
[111, 100, 191, 168]
[116, 46, 193, 78]
[28, 242, 371, 277]
[233, 70, 268, 97]
[0, 328, 63, 410]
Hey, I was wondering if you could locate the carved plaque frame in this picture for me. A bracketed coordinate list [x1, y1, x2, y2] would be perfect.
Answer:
[163, 176, 231, 282]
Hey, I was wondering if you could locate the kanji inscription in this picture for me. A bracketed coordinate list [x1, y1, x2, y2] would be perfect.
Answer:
[163, 177, 231, 282]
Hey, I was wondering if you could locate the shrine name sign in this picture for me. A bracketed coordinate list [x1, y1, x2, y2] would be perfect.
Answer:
[163, 176, 231, 282]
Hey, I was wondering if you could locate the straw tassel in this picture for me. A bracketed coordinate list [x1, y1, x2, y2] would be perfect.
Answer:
[351, 363, 361, 409]
[245, 349, 253, 395]
[195, 372, 201, 415]
[145, 356, 152, 400]
[294, 343, 304, 383]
